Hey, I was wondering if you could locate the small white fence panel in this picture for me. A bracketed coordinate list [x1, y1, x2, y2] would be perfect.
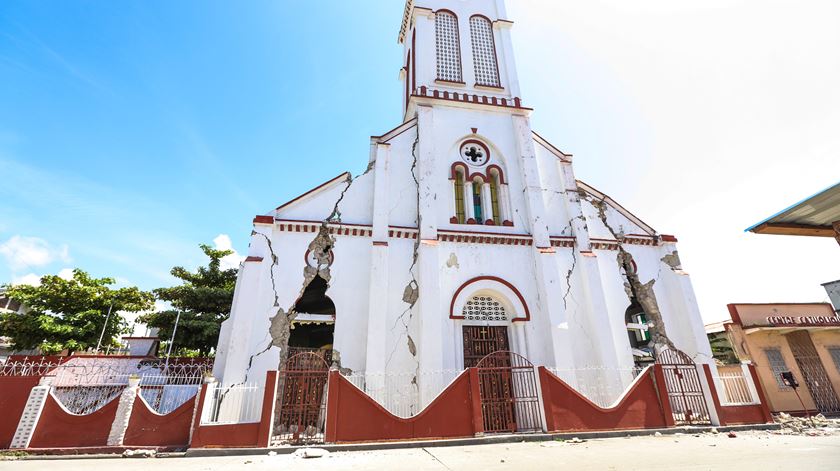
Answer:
[201, 382, 263, 424]
[714, 365, 759, 406]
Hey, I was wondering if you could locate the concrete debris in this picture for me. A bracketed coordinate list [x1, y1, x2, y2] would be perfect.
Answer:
[774, 412, 838, 434]
[654, 432, 662, 437]
[293, 447, 330, 459]
[122, 449, 156, 458]
[727, 432, 737, 438]
[267, 451, 277, 456]
[569, 437, 584, 444]
[710, 428, 719, 434]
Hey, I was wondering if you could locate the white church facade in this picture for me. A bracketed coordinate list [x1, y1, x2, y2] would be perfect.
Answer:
[213, 0, 714, 411]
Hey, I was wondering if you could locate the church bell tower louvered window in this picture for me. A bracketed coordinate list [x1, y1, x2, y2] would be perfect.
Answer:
[469, 15, 500, 87]
[435, 11, 463, 83]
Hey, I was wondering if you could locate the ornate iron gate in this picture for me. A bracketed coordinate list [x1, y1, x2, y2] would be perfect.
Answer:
[657, 349, 711, 425]
[475, 351, 542, 433]
[786, 331, 840, 414]
[275, 352, 329, 445]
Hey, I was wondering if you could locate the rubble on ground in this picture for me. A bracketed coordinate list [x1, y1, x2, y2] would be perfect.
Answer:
[773, 412, 839, 435]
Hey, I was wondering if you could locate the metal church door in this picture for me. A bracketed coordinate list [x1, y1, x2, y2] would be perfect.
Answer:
[786, 331, 840, 414]
[463, 326, 510, 368]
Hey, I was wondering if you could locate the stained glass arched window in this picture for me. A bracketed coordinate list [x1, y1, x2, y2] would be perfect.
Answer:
[469, 15, 500, 87]
[436, 11, 463, 82]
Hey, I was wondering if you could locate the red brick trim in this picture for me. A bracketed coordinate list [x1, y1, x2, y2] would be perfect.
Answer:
[372, 241, 388, 246]
[727, 304, 743, 326]
[244, 256, 263, 263]
[253, 215, 274, 225]
[413, 86, 529, 110]
[660, 234, 678, 243]
[449, 275, 530, 322]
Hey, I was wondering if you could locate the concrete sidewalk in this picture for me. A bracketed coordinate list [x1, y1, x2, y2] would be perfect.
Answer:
[2, 429, 838, 470]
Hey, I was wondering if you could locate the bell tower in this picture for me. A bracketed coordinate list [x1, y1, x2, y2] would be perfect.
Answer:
[398, 0, 522, 118]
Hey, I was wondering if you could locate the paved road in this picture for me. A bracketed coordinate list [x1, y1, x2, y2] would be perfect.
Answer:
[2, 431, 839, 470]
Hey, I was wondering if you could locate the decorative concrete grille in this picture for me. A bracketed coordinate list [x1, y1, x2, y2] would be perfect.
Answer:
[830, 347, 840, 374]
[764, 348, 791, 389]
[435, 12, 462, 82]
[462, 295, 507, 321]
[469, 16, 500, 87]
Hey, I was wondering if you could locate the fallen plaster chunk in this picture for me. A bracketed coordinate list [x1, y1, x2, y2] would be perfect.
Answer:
[293, 447, 330, 459]
[122, 449, 157, 458]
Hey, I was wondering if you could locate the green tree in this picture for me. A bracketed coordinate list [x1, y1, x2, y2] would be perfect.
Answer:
[0, 270, 154, 354]
[140, 244, 238, 356]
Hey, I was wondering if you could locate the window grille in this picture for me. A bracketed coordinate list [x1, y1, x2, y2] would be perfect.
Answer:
[764, 348, 791, 389]
[462, 295, 508, 321]
[469, 16, 500, 87]
[436, 12, 462, 82]
[830, 347, 840, 375]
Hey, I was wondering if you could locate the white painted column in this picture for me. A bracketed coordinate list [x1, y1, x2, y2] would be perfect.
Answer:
[500, 184, 512, 223]
[415, 105, 444, 405]
[464, 181, 476, 222]
[481, 182, 493, 224]
[107, 376, 141, 446]
[10, 377, 51, 449]
[512, 113, 575, 372]
[365, 142, 392, 394]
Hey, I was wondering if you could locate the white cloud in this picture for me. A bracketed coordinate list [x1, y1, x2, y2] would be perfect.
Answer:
[0, 235, 70, 271]
[213, 234, 245, 271]
[57, 268, 74, 280]
[11, 273, 42, 286]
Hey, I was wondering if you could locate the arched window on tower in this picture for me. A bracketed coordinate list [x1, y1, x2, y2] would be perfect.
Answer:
[469, 15, 500, 88]
[454, 167, 466, 224]
[488, 168, 502, 226]
[472, 176, 485, 223]
[435, 11, 463, 83]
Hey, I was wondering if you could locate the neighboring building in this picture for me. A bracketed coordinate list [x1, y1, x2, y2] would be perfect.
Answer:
[720, 303, 840, 415]
[747, 180, 840, 244]
[214, 0, 714, 409]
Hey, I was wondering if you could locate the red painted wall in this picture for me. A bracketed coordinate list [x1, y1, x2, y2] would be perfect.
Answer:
[190, 422, 261, 448]
[325, 370, 477, 443]
[0, 376, 41, 449]
[539, 367, 670, 432]
[701, 364, 773, 426]
[123, 395, 196, 447]
[28, 394, 118, 448]
[719, 405, 771, 425]
[189, 371, 277, 448]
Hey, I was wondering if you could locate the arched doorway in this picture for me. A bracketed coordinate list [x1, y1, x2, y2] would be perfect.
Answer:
[289, 275, 335, 363]
[451, 276, 530, 369]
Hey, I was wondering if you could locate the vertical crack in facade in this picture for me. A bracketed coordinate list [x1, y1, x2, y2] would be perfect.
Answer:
[386, 128, 421, 394]
[583, 193, 682, 358]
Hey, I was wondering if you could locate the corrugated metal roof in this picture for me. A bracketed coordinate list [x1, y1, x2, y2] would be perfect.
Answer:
[747, 181, 840, 237]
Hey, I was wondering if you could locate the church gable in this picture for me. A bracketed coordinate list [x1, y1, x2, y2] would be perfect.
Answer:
[576, 180, 657, 240]
[272, 171, 374, 225]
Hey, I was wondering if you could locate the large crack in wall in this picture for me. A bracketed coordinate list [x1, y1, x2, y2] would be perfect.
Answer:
[386, 129, 422, 395]
[581, 190, 685, 359]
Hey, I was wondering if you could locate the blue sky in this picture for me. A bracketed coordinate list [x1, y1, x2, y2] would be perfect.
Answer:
[2, 1, 839, 322]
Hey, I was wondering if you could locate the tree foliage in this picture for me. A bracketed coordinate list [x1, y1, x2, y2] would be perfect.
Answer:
[139, 244, 238, 355]
[0, 270, 154, 354]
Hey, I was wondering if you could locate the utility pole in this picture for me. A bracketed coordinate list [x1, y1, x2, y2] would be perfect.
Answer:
[95, 303, 114, 354]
